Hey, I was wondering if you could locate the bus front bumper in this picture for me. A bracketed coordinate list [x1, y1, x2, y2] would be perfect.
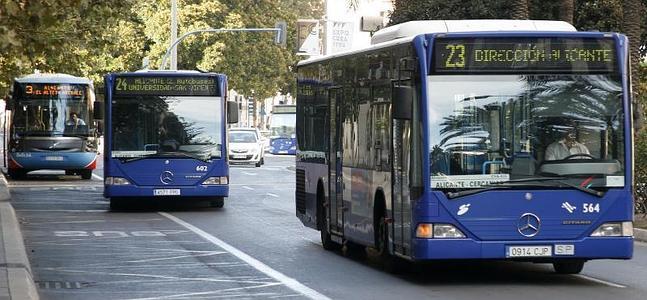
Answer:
[104, 184, 228, 198]
[411, 237, 633, 260]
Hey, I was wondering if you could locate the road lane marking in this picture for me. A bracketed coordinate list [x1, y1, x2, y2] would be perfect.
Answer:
[160, 212, 330, 300]
[242, 171, 258, 176]
[574, 274, 627, 288]
[242, 186, 254, 190]
[267, 193, 279, 198]
[92, 173, 104, 181]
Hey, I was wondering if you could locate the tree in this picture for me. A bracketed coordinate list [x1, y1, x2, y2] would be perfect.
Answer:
[559, 0, 574, 24]
[511, 0, 529, 19]
[622, 0, 645, 131]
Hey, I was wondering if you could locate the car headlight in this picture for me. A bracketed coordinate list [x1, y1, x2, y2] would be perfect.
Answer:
[105, 177, 131, 185]
[590, 222, 633, 237]
[416, 223, 466, 239]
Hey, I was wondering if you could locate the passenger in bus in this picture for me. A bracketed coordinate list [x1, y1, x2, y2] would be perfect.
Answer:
[544, 126, 590, 161]
[66, 112, 86, 127]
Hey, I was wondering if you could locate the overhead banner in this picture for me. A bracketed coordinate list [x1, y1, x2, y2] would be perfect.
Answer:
[330, 21, 353, 53]
[296, 19, 320, 56]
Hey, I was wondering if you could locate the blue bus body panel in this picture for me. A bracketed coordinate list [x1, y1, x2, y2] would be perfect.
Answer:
[10, 152, 96, 170]
[103, 71, 230, 199]
[269, 137, 297, 154]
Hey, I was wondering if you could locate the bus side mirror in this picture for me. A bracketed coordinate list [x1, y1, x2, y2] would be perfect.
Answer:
[392, 86, 412, 120]
[96, 120, 104, 135]
[227, 101, 239, 124]
[93, 101, 104, 120]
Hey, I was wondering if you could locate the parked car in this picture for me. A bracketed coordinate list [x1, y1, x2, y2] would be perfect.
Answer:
[228, 128, 265, 167]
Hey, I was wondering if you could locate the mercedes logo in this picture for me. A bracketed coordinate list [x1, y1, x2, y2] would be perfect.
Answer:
[517, 213, 541, 237]
[160, 170, 174, 185]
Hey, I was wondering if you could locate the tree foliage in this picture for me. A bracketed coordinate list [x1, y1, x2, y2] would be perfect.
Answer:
[0, 0, 324, 98]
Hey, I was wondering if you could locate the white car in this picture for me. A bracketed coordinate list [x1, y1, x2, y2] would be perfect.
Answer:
[228, 128, 265, 167]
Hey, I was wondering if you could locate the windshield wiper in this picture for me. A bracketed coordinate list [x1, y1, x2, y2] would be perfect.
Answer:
[155, 151, 211, 162]
[446, 176, 604, 199]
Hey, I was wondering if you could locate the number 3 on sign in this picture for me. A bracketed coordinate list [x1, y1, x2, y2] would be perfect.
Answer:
[445, 44, 466, 68]
[583, 203, 600, 213]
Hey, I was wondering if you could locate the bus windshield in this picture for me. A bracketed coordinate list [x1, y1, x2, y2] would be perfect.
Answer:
[270, 113, 296, 138]
[12, 83, 91, 136]
[111, 95, 223, 161]
[428, 74, 625, 190]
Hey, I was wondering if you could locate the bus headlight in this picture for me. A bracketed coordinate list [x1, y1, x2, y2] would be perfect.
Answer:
[416, 223, 466, 239]
[105, 177, 131, 185]
[202, 176, 228, 185]
[590, 222, 633, 237]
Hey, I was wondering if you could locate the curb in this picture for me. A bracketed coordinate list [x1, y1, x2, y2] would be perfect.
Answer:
[635, 228, 647, 243]
[0, 173, 39, 300]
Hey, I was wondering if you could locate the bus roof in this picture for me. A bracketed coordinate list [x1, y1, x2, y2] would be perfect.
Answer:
[298, 20, 577, 67]
[371, 20, 576, 45]
[15, 73, 92, 85]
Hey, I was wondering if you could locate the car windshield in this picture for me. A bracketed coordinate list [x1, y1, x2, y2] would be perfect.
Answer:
[230, 131, 257, 143]
[428, 74, 625, 190]
[111, 95, 223, 160]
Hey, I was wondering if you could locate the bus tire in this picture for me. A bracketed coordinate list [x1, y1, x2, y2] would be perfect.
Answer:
[210, 197, 225, 208]
[8, 169, 25, 180]
[375, 193, 404, 273]
[109, 197, 126, 211]
[553, 260, 585, 274]
[80, 170, 93, 180]
[318, 184, 340, 251]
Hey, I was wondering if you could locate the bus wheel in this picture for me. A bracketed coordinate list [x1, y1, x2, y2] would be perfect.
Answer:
[8, 169, 25, 180]
[553, 260, 585, 274]
[210, 197, 225, 208]
[318, 189, 340, 251]
[376, 211, 404, 273]
[109, 197, 126, 211]
[80, 170, 93, 180]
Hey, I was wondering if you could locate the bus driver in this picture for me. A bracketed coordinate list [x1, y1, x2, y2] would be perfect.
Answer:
[544, 125, 590, 161]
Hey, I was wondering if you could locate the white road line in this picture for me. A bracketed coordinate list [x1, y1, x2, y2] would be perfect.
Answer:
[92, 173, 104, 181]
[242, 171, 258, 176]
[242, 186, 254, 191]
[574, 274, 627, 288]
[159, 212, 330, 300]
[267, 193, 279, 198]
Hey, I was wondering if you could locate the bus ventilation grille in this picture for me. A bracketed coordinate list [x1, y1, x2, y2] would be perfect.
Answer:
[296, 169, 306, 214]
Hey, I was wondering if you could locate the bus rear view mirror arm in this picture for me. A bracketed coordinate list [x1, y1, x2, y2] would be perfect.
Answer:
[393, 86, 412, 120]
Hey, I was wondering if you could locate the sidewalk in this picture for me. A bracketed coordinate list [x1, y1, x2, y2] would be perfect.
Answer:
[0, 173, 39, 300]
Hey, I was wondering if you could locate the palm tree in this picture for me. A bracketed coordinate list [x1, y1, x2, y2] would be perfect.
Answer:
[622, 0, 645, 131]
[510, 0, 528, 20]
[559, 0, 574, 24]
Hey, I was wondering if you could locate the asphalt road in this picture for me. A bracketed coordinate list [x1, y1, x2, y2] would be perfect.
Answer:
[7, 155, 647, 300]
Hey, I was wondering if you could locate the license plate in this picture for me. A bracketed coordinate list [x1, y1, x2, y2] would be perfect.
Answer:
[45, 156, 64, 161]
[507, 245, 552, 257]
[153, 189, 181, 196]
[279, 150, 288, 154]
[233, 155, 246, 159]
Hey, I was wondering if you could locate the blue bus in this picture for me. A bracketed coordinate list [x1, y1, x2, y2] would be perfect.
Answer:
[103, 71, 238, 209]
[295, 20, 635, 274]
[3, 73, 101, 179]
[268, 104, 297, 154]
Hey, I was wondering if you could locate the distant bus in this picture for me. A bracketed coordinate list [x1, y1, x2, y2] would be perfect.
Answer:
[103, 70, 238, 209]
[3, 73, 101, 179]
[296, 20, 634, 274]
[268, 104, 296, 154]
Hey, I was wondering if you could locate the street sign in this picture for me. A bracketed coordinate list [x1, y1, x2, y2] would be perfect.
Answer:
[330, 21, 353, 53]
[275, 21, 287, 48]
[296, 19, 320, 56]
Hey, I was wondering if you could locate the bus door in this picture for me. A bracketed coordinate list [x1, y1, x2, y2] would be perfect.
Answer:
[328, 87, 344, 235]
[391, 58, 416, 256]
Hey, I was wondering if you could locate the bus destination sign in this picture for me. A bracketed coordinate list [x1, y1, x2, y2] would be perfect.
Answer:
[20, 83, 85, 98]
[113, 76, 219, 96]
[433, 37, 616, 74]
